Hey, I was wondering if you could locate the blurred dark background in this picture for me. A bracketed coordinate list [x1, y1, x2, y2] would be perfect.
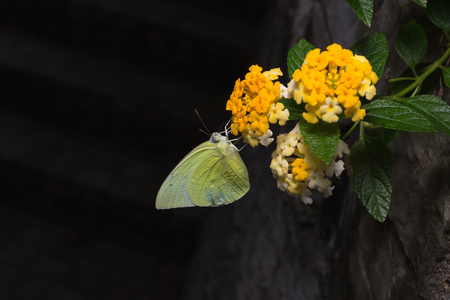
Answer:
[0, 0, 276, 299]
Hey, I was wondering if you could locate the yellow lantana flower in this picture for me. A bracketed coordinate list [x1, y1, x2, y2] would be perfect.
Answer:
[286, 44, 378, 124]
[226, 65, 290, 147]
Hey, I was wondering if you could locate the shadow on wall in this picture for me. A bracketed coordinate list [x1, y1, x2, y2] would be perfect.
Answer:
[0, 0, 272, 299]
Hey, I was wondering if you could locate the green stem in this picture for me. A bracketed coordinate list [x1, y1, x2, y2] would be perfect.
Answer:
[411, 84, 421, 97]
[342, 120, 360, 140]
[388, 77, 416, 83]
[391, 46, 450, 99]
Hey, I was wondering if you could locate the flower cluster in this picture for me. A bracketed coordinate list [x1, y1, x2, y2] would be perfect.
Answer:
[269, 124, 349, 204]
[286, 44, 378, 124]
[224, 44, 378, 202]
[226, 65, 290, 147]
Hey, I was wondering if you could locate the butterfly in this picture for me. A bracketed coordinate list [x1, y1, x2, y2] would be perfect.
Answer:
[155, 131, 250, 209]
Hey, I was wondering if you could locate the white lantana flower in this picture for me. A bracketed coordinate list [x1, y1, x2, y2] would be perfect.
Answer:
[270, 123, 351, 204]
[319, 96, 342, 123]
[258, 129, 274, 147]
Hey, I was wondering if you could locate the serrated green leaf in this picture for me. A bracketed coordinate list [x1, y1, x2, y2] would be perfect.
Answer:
[426, 0, 450, 37]
[287, 39, 315, 78]
[442, 67, 450, 88]
[395, 20, 428, 69]
[351, 32, 389, 78]
[349, 128, 393, 222]
[346, 0, 373, 27]
[363, 99, 437, 132]
[402, 95, 450, 135]
[297, 118, 340, 163]
[411, 0, 427, 7]
[280, 98, 305, 120]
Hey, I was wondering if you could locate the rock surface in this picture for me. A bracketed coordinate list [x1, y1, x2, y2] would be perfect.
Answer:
[182, 1, 450, 299]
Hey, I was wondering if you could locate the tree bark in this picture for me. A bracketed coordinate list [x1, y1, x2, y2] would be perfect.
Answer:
[182, 1, 450, 299]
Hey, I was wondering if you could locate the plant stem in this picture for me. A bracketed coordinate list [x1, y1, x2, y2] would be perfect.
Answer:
[342, 120, 360, 140]
[391, 46, 450, 99]
[411, 85, 420, 97]
[388, 77, 416, 83]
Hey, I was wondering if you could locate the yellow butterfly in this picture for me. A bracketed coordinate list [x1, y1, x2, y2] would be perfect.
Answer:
[156, 131, 249, 209]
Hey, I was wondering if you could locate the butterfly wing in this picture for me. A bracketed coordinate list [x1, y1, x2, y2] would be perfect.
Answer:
[189, 141, 250, 207]
[156, 141, 216, 209]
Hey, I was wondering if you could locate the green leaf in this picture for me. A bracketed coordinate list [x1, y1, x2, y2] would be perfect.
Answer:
[351, 32, 389, 78]
[402, 95, 450, 135]
[395, 20, 428, 69]
[365, 127, 401, 145]
[280, 98, 305, 120]
[287, 39, 315, 78]
[380, 129, 401, 144]
[363, 99, 437, 132]
[426, 0, 450, 37]
[349, 128, 393, 222]
[346, 0, 373, 27]
[442, 67, 450, 88]
[411, 0, 427, 7]
[297, 118, 340, 163]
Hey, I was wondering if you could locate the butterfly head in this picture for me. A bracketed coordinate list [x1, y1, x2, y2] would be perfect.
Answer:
[210, 132, 227, 144]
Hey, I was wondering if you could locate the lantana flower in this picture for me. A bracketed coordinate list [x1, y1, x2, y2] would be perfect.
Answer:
[285, 44, 378, 124]
[269, 123, 350, 203]
[226, 65, 290, 147]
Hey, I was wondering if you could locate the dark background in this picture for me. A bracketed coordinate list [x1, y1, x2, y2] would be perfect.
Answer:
[0, 0, 277, 299]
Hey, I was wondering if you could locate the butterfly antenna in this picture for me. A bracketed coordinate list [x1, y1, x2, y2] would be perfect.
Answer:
[194, 109, 211, 136]
[198, 129, 210, 137]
